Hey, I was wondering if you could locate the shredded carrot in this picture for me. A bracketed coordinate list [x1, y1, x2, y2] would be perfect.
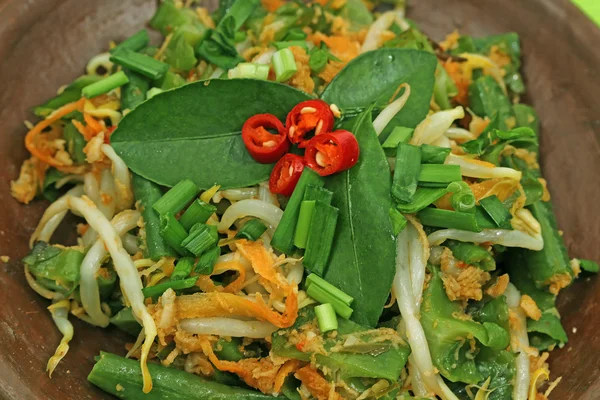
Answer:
[295, 365, 342, 400]
[175, 290, 298, 328]
[469, 178, 518, 202]
[84, 113, 104, 134]
[200, 340, 302, 394]
[308, 33, 360, 63]
[24, 99, 86, 173]
[261, 0, 285, 12]
[236, 240, 289, 292]
[443, 59, 471, 106]
[463, 157, 497, 168]
[196, 261, 247, 294]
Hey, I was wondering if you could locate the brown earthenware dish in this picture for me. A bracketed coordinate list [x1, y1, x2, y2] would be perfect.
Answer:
[0, 0, 599, 399]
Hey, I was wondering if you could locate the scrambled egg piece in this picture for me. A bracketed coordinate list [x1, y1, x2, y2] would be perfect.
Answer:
[520, 294, 542, 321]
[288, 46, 315, 94]
[11, 156, 46, 204]
[486, 274, 510, 298]
[441, 266, 491, 302]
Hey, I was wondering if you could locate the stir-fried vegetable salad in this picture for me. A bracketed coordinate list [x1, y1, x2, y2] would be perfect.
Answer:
[11, 0, 598, 399]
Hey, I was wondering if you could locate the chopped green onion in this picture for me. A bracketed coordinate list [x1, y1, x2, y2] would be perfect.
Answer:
[294, 184, 333, 250]
[159, 213, 191, 256]
[272, 48, 297, 83]
[315, 303, 338, 333]
[272, 168, 324, 254]
[303, 185, 333, 204]
[479, 195, 513, 229]
[170, 257, 195, 280]
[389, 208, 407, 235]
[228, 63, 270, 80]
[420, 144, 451, 164]
[474, 206, 498, 229]
[273, 41, 308, 51]
[445, 240, 495, 271]
[33, 75, 101, 117]
[146, 87, 164, 100]
[418, 164, 462, 186]
[121, 69, 150, 111]
[306, 274, 354, 306]
[153, 179, 200, 216]
[417, 207, 481, 232]
[283, 28, 307, 41]
[195, 246, 221, 275]
[81, 71, 129, 98]
[142, 276, 198, 301]
[236, 219, 268, 241]
[293, 201, 315, 249]
[382, 126, 414, 157]
[180, 199, 216, 231]
[309, 49, 329, 74]
[182, 223, 218, 256]
[110, 48, 169, 80]
[396, 187, 448, 214]
[306, 284, 352, 319]
[110, 29, 150, 54]
[447, 181, 476, 213]
[303, 201, 339, 276]
[391, 143, 421, 203]
[578, 259, 599, 274]
[132, 174, 177, 260]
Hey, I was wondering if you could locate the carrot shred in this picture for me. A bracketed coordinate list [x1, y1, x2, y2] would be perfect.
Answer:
[84, 113, 104, 135]
[176, 290, 298, 328]
[236, 240, 290, 293]
[294, 366, 342, 400]
[24, 99, 86, 173]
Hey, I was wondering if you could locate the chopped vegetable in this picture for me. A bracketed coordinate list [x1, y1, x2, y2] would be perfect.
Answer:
[272, 48, 298, 83]
[236, 218, 268, 241]
[242, 113, 289, 164]
[269, 154, 305, 197]
[285, 99, 334, 147]
[81, 71, 129, 99]
[315, 303, 338, 332]
[179, 199, 216, 231]
[159, 213, 190, 256]
[153, 179, 200, 216]
[109, 48, 169, 80]
[304, 130, 360, 176]
[272, 168, 323, 254]
[391, 143, 421, 203]
[303, 200, 339, 275]
[171, 257, 194, 280]
[110, 29, 150, 54]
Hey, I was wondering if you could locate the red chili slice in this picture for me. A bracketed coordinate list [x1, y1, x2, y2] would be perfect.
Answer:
[286, 99, 335, 148]
[304, 130, 360, 176]
[269, 154, 305, 197]
[242, 114, 290, 164]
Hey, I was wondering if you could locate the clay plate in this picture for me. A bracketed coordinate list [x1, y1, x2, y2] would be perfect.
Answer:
[0, 0, 598, 399]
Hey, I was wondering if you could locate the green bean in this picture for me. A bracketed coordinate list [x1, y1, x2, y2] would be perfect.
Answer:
[88, 352, 276, 399]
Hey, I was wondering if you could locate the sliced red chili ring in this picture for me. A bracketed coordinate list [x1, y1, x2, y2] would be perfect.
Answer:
[242, 113, 289, 164]
[269, 154, 306, 197]
[285, 99, 335, 148]
[304, 130, 360, 176]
